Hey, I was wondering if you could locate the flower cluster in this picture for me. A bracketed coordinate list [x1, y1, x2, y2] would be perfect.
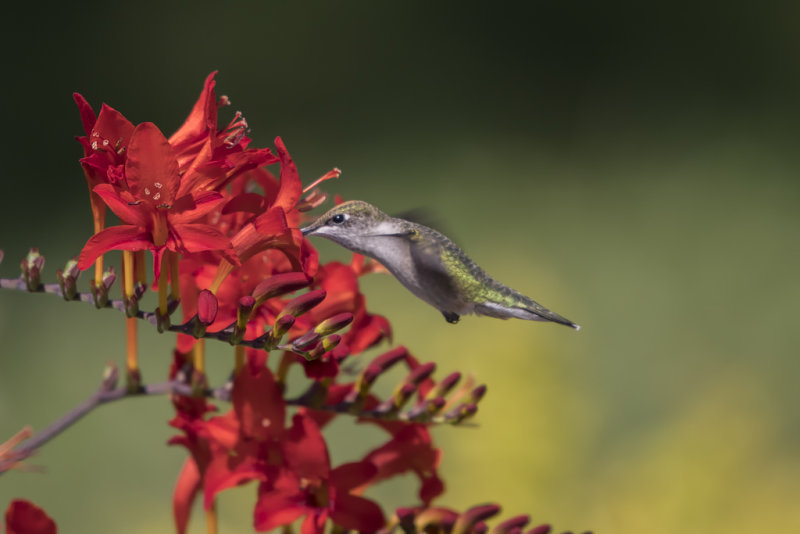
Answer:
[0, 73, 589, 534]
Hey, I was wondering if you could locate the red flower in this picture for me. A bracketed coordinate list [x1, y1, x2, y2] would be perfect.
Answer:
[77, 122, 237, 280]
[359, 424, 444, 505]
[254, 413, 385, 534]
[4, 500, 56, 534]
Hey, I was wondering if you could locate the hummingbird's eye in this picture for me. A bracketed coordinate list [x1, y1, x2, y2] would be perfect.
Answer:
[330, 214, 346, 224]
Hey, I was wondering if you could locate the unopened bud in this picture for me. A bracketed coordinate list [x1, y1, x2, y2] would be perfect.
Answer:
[293, 330, 322, 352]
[197, 290, 218, 326]
[407, 396, 446, 421]
[225, 295, 254, 345]
[452, 505, 501, 534]
[102, 266, 117, 291]
[90, 279, 105, 308]
[469, 384, 487, 404]
[21, 248, 45, 291]
[305, 334, 341, 361]
[445, 402, 478, 424]
[491, 516, 530, 534]
[125, 292, 139, 317]
[406, 362, 436, 386]
[277, 289, 326, 319]
[252, 272, 310, 304]
[390, 382, 417, 411]
[57, 258, 80, 301]
[426, 371, 461, 400]
[271, 314, 295, 340]
[314, 312, 353, 336]
[525, 525, 552, 534]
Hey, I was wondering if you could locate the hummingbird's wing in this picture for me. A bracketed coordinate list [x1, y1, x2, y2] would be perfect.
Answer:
[403, 229, 469, 311]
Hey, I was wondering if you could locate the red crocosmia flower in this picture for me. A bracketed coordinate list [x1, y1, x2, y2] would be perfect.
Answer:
[77, 122, 237, 280]
[73, 97, 136, 190]
[254, 413, 385, 534]
[358, 423, 444, 505]
[170, 350, 292, 529]
[4, 500, 57, 534]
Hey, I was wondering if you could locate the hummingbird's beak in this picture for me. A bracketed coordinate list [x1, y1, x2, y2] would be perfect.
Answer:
[300, 226, 313, 236]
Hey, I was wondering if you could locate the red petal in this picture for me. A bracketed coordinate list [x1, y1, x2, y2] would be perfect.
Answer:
[254, 207, 289, 237]
[330, 461, 378, 491]
[222, 192, 266, 215]
[331, 494, 385, 533]
[73, 93, 96, 136]
[347, 313, 392, 354]
[92, 103, 135, 151]
[170, 223, 233, 255]
[172, 457, 201, 534]
[203, 450, 266, 510]
[273, 137, 302, 211]
[169, 71, 218, 160]
[5, 500, 57, 534]
[126, 122, 180, 205]
[283, 413, 330, 480]
[171, 190, 225, 224]
[233, 358, 286, 441]
[77, 225, 152, 270]
[93, 183, 151, 227]
[254, 488, 307, 532]
[301, 509, 329, 534]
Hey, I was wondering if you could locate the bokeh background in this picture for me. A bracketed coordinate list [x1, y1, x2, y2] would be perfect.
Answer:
[2, 2, 799, 533]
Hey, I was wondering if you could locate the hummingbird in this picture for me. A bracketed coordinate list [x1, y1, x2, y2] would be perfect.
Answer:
[300, 200, 580, 330]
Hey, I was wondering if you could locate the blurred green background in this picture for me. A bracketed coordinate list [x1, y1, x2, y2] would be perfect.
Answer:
[2, 2, 800, 533]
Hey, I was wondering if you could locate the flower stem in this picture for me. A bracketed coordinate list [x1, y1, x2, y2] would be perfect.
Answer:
[90, 191, 106, 288]
[206, 501, 218, 534]
[135, 251, 147, 286]
[234, 344, 245, 375]
[123, 251, 139, 384]
[158, 253, 168, 316]
[122, 251, 135, 300]
[169, 251, 180, 301]
[194, 338, 206, 374]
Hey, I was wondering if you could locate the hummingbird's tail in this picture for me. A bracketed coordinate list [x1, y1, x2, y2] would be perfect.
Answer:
[475, 300, 581, 330]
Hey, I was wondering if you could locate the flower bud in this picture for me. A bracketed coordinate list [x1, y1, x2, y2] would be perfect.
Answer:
[57, 258, 80, 301]
[20, 248, 45, 291]
[426, 372, 461, 400]
[390, 382, 417, 411]
[197, 290, 218, 325]
[491, 516, 531, 534]
[314, 312, 353, 336]
[293, 330, 322, 352]
[452, 504, 501, 534]
[445, 403, 478, 424]
[525, 525, 552, 534]
[469, 384, 487, 404]
[252, 272, 310, 304]
[406, 362, 436, 386]
[305, 334, 341, 361]
[102, 266, 117, 291]
[227, 296, 255, 345]
[271, 314, 296, 340]
[277, 289, 326, 320]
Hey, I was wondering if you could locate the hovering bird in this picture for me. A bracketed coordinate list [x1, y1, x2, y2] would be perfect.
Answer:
[301, 200, 580, 330]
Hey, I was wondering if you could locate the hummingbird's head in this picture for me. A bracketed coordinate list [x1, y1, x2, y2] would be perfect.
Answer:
[300, 200, 401, 250]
